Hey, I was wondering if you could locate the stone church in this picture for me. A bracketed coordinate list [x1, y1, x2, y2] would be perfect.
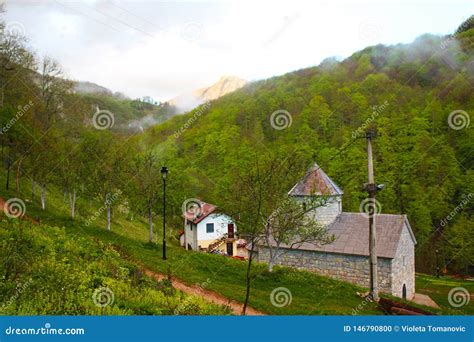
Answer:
[256, 162, 417, 299]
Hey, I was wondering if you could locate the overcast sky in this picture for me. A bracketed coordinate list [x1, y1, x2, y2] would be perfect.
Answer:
[3, 0, 472, 101]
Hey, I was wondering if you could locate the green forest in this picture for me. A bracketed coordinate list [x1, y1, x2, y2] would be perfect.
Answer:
[143, 19, 474, 274]
[0, 6, 473, 315]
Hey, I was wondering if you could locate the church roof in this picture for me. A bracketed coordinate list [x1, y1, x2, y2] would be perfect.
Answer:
[288, 162, 343, 197]
[271, 212, 416, 259]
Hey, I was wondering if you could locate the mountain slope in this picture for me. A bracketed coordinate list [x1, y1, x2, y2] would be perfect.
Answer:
[194, 76, 247, 102]
[170, 76, 247, 111]
[143, 27, 474, 274]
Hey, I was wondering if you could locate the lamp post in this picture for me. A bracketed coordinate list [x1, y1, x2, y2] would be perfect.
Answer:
[161, 166, 169, 260]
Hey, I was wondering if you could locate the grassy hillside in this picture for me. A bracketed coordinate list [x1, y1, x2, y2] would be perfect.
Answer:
[0, 219, 230, 315]
[416, 274, 474, 314]
[3, 175, 467, 316]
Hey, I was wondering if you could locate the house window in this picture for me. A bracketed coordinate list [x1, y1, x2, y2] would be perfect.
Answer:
[206, 223, 214, 233]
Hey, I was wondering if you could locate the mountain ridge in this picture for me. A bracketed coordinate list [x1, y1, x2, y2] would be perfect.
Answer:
[169, 75, 247, 111]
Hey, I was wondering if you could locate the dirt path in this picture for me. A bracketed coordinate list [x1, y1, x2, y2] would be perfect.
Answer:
[412, 293, 440, 308]
[144, 269, 265, 315]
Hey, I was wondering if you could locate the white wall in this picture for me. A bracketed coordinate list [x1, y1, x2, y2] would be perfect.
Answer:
[391, 222, 416, 299]
[196, 213, 236, 242]
[293, 195, 342, 226]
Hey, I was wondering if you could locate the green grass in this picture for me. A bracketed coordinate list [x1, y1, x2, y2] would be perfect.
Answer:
[0, 178, 453, 315]
[415, 273, 474, 315]
[0, 219, 231, 315]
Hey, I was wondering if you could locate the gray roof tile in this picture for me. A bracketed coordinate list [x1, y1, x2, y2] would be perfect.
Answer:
[277, 212, 412, 259]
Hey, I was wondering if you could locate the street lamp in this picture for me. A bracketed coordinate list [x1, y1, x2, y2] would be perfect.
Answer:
[161, 166, 169, 260]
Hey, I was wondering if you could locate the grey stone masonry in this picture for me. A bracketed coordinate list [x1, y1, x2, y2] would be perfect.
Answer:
[293, 195, 342, 226]
[390, 224, 416, 299]
[257, 247, 392, 293]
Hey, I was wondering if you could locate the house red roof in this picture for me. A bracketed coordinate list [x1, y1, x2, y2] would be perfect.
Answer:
[288, 162, 343, 196]
[183, 199, 217, 224]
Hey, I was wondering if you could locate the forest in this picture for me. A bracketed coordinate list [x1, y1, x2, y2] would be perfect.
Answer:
[1, 8, 473, 296]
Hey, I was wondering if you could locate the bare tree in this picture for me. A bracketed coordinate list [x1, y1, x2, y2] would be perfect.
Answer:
[221, 152, 333, 313]
[263, 196, 334, 272]
[129, 151, 161, 242]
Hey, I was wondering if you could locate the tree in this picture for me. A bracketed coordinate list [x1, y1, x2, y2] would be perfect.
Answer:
[55, 135, 82, 218]
[221, 152, 332, 313]
[26, 57, 72, 208]
[263, 196, 334, 272]
[80, 131, 129, 231]
[129, 151, 161, 242]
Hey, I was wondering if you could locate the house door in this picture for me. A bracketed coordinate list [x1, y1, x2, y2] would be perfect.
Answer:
[227, 223, 234, 238]
[226, 243, 234, 256]
[402, 284, 407, 300]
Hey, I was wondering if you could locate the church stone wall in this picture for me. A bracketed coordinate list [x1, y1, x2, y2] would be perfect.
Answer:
[390, 223, 416, 299]
[257, 247, 392, 294]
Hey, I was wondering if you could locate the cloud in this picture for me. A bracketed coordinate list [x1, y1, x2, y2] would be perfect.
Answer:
[3, 0, 471, 101]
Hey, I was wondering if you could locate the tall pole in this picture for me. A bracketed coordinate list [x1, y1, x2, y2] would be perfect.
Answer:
[366, 131, 379, 301]
[162, 176, 167, 260]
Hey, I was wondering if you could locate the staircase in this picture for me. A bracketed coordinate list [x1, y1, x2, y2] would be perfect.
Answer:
[207, 234, 228, 253]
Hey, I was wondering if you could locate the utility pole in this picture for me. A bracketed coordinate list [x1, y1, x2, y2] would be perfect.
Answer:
[365, 130, 379, 301]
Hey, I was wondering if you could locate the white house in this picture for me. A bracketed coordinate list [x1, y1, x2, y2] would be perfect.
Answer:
[181, 200, 239, 256]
